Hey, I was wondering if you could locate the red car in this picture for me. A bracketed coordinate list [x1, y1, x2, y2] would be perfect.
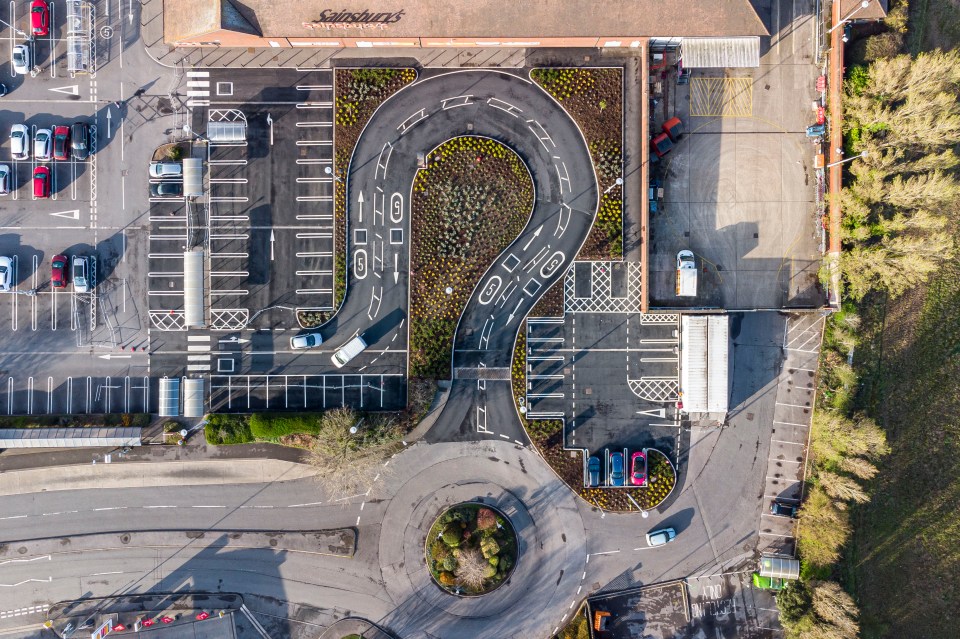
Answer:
[662, 116, 685, 142]
[33, 166, 50, 198]
[30, 0, 49, 37]
[51, 254, 68, 288]
[53, 125, 70, 161]
[630, 450, 647, 486]
[651, 133, 674, 158]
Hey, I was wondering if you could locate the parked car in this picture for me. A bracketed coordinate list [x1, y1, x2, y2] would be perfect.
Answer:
[587, 456, 601, 487]
[70, 122, 89, 160]
[0, 256, 13, 291]
[290, 332, 322, 350]
[630, 450, 647, 486]
[609, 452, 625, 487]
[50, 254, 68, 288]
[770, 500, 799, 518]
[53, 125, 70, 161]
[0, 83, 7, 97]
[331, 335, 368, 368]
[10, 124, 29, 160]
[149, 162, 182, 179]
[150, 182, 183, 198]
[645, 527, 676, 547]
[0, 165, 10, 195]
[12, 44, 30, 75]
[34, 128, 52, 161]
[72, 255, 90, 293]
[662, 116, 684, 142]
[651, 132, 674, 158]
[30, 0, 49, 36]
[33, 165, 50, 198]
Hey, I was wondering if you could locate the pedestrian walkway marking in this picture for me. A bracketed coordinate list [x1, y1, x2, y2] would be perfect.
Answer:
[689, 77, 753, 117]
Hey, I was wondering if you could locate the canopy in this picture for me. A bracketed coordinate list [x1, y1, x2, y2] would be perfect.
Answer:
[159, 377, 181, 417]
[759, 555, 800, 580]
[681, 36, 760, 67]
[0, 428, 141, 448]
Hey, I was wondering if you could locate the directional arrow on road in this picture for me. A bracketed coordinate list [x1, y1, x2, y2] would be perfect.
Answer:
[219, 336, 251, 344]
[393, 253, 399, 284]
[106, 109, 113, 139]
[522, 224, 543, 251]
[357, 192, 365, 223]
[49, 85, 79, 96]
[636, 408, 667, 418]
[270, 230, 276, 261]
[506, 300, 524, 324]
[49, 209, 80, 220]
[98, 354, 132, 360]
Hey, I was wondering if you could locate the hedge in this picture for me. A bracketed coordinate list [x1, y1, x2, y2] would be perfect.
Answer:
[248, 413, 323, 439]
[204, 414, 253, 445]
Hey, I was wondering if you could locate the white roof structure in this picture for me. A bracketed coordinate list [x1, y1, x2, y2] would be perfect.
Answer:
[681, 36, 760, 67]
[183, 249, 205, 328]
[759, 555, 800, 580]
[680, 315, 729, 414]
[0, 428, 141, 448]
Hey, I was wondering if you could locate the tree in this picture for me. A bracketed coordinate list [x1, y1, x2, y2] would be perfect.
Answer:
[811, 581, 860, 639]
[818, 471, 870, 504]
[455, 547, 489, 590]
[797, 487, 851, 566]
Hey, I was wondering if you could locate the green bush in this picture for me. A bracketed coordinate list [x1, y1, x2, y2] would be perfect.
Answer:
[441, 523, 462, 547]
[248, 413, 323, 439]
[204, 414, 253, 445]
[442, 556, 458, 571]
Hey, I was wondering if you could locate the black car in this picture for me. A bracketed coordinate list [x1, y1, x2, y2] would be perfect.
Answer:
[587, 456, 601, 487]
[770, 500, 799, 518]
[150, 182, 183, 198]
[71, 122, 89, 160]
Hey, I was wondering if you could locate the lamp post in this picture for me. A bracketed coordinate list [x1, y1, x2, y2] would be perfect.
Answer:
[604, 177, 623, 195]
[324, 166, 342, 183]
[827, 0, 871, 33]
[826, 150, 868, 168]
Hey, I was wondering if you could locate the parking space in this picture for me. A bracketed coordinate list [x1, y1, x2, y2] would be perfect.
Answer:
[208, 373, 405, 412]
[0, 374, 153, 415]
[757, 313, 822, 557]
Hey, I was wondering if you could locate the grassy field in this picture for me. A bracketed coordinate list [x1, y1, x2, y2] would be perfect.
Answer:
[847, 262, 960, 638]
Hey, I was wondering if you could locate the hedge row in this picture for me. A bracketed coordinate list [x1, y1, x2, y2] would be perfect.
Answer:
[248, 413, 323, 439]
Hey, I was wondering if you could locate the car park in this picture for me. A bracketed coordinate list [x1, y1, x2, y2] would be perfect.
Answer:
[149, 162, 183, 179]
[645, 527, 676, 547]
[12, 45, 30, 75]
[33, 165, 50, 198]
[609, 452, 625, 487]
[72, 255, 90, 293]
[30, 0, 49, 36]
[70, 122, 89, 160]
[50, 254, 68, 288]
[0, 165, 10, 195]
[150, 182, 183, 198]
[630, 450, 647, 486]
[770, 500, 799, 518]
[290, 332, 322, 350]
[10, 125, 29, 160]
[53, 126, 70, 161]
[587, 456, 601, 487]
[34, 129, 52, 161]
[0, 256, 12, 291]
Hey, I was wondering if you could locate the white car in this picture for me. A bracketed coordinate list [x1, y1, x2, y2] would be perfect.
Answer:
[33, 128, 52, 161]
[0, 256, 13, 291]
[0, 165, 9, 195]
[72, 255, 90, 293]
[645, 527, 676, 547]
[10, 124, 29, 160]
[149, 162, 183, 179]
[290, 332, 322, 350]
[12, 44, 30, 75]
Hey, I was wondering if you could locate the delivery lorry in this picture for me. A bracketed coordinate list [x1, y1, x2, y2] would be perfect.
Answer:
[676, 250, 697, 297]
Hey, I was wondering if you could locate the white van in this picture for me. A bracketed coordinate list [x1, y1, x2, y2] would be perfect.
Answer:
[331, 335, 368, 368]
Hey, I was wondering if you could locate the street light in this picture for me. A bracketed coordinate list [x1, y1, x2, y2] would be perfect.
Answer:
[604, 177, 623, 195]
[826, 150, 868, 168]
[828, 0, 871, 33]
[324, 166, 342, 183]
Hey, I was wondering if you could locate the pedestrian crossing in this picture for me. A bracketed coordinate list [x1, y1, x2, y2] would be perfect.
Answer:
[187, 334, 212, 372]
[186, 71, 211, 107]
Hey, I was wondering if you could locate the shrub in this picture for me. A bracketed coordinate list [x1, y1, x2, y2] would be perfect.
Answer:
[442, 556, 457, 572]
[438, 571, 456, 586]
[441, 523, 462, 547]
[476, 507, 497, 531]
[480, 537, 500, 559]
[482, 563, 497, 579]
[204, 414, 253, 445]
[249, 413, 323, 439]
[864, 32, 904, 61]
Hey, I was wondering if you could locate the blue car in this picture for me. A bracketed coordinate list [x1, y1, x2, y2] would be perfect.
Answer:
[587, 456, 601, 487]
[609, 452, 625, 487]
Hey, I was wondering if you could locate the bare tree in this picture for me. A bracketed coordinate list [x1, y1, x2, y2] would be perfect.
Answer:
[839, 456, 879, 480]
[797, 487, 851, 567]
[811, 581, 860, 639]
[455, 547, 489, 590]
[819, 471, 870, 504]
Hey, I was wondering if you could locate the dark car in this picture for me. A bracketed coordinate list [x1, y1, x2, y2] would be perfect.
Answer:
[31, 0, 49, 37]
[651, 133, 674, 158]
[71, 122, 89, 160]
[53, 125, 70, 161]
[51, 254, 68, 288]
[770, 500, 799, 518]
[587, 456, 601, 487]
[609, 452, 625, 487]
[150, 182, 183, 198]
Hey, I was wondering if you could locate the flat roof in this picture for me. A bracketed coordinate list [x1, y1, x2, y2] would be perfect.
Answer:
[165, 0, 769, 42]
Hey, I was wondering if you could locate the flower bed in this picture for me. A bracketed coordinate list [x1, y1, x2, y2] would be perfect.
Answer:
[530, 68, 623, 260]
[426, 503, 518, 595]
[410, 136, 534, 378]
[512, 327, 675, 511]
[324, 68, 416, 326]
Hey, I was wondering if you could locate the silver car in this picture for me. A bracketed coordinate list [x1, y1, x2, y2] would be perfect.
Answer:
[12, 44, 30, 75]
[72, 255, 90, 293]
[0, 256, 13, 291]
[33, 128, 52, 161]
[10, 124, 29, 160]
[149, 162, 182, 179]
[0, 165, 9, 195]
[290, 332, 322, 350]
[645, 527, 676, 547]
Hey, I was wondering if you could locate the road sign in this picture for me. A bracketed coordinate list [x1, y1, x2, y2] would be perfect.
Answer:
[141, 619, 154, 627]
[90, 619, 113, 639]
[196, 612, 210, 620]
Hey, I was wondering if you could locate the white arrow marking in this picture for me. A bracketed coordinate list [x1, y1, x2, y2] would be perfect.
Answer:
[636, 408, 667, 418]
[266, 113, 273, 145]
[50, 209, 80, 220]
[357, 191, 364, 223]
[522, 224, 543, 251]
[506, 300, 524, 324]
[49, 84, 79, 95]
[270, 230, 275, 261]
[219, 337, 250, 344]
[106, 109, 113, 139]
[393, 253, 399, 284]
[129, 0, 133, 23]
[98, 354, 132, 360]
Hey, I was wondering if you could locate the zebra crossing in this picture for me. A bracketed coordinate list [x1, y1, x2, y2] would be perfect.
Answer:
[186, 70, 211, 107]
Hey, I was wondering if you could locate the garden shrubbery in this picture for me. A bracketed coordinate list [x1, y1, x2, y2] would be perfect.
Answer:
[426, 504, 517, 595]
[249, 413, 323, 439]
[204, 414, 253, 445]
